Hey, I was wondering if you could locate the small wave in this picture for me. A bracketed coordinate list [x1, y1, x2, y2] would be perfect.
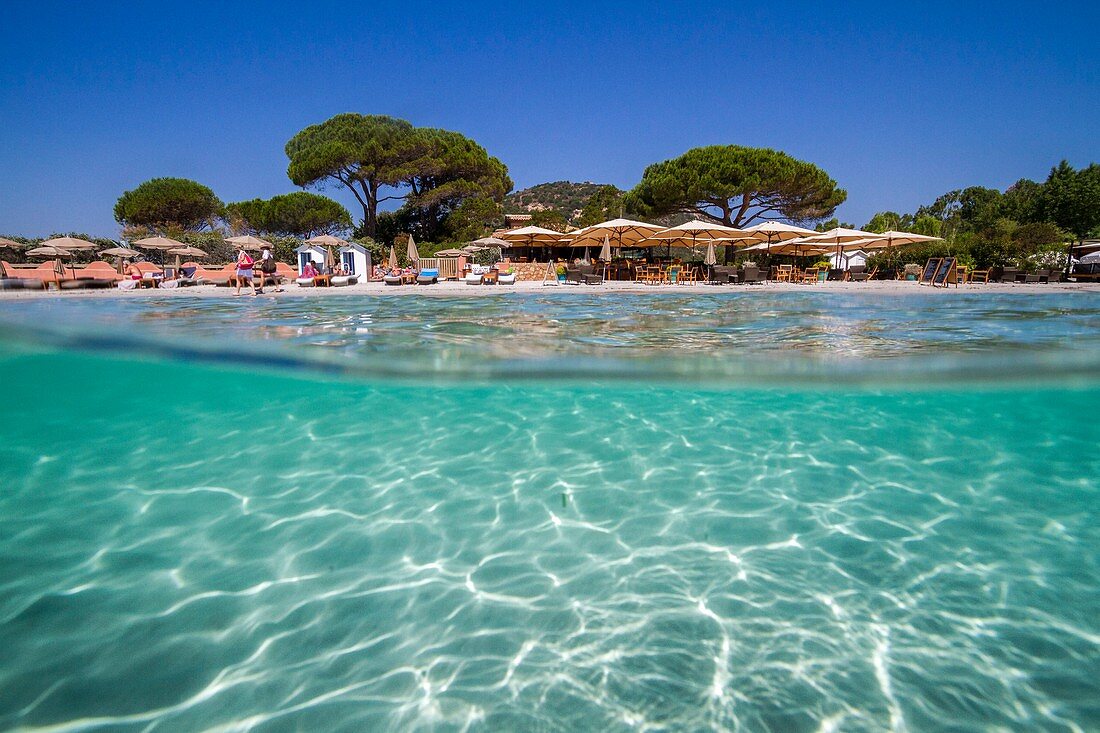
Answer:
[1, 292, 1098, 389]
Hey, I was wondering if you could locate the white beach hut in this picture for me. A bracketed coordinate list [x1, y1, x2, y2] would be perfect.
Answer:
[294, 243, 327, 275]
[338, 242, 372, 277]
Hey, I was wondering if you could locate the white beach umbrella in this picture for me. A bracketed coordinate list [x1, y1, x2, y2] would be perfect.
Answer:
[388, 245, 398, 270]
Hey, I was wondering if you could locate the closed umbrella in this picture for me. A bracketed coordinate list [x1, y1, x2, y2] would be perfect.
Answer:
[406, 234, 420, 268]
[599, 234, 612, 262]
[388, 245, 398, 270]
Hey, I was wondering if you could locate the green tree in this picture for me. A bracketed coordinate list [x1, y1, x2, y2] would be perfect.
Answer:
[443, 196, 504, 242]
[114, 177, 223, 231]
[814, 217, 855, 231]
[916, 186, 1003, 236]
[999, 178, 1043, 223]
[1040, 161, 1100, 243]
[286, 114, 418, 237]
[864, 211, 914, 233]
[626, 146, 845, 262]
[227, 192, 351, 237]
[286, 115, 511, 241]
[577, 185, 625, 226]
[400, 128, 512, 241]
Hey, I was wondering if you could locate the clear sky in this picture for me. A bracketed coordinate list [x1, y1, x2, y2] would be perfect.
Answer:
[2, 0, 1096, 238]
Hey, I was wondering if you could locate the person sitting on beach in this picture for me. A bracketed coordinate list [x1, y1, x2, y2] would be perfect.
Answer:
[301, 261, 320, 279]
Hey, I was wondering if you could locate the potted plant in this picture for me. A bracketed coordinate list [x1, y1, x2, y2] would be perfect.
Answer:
[555, 263, 567, 282]
[812, 260, 830, 281]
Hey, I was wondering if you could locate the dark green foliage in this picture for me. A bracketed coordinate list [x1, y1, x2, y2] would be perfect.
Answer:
[285, 114, 511, 241]
[864, 211, 915, 233]
[226, 192, 351, 237]
[114, 178, 223, 231]
[442, 197, 504, 242]
[577, 185, 625, 227]
[626, 145, 847, 228]
[814, 218, 855, 231]
[1039, 161, 1100, 241]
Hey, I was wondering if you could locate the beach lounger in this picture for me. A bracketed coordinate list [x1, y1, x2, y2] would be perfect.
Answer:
[416, 268, 439, 285]
[384, 274, 403, 285]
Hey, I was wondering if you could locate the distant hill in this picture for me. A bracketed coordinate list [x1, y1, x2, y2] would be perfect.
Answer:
[505, 181, 610, 223]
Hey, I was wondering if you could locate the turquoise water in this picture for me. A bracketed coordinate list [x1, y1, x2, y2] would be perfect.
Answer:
[0, 292, 1098, 731]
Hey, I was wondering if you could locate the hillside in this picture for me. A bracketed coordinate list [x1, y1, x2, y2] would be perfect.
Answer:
[504, 181, 611, 222]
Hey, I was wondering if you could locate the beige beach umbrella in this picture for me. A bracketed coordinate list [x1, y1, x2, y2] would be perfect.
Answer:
[388, 245, 398, 270]
[434, 248, 467, 257]
[27, 245, 73, 279]
[741, 239, 833, 257]
[26, 245, 72, 257]
[40, 236, 98, 251]
[100, 246, 141, 258]
[406, 234, 419, 267]
[133, 235, 187, 270]
[566, 218, 664, 249]
[0, 237, 22, 249]
[224, 235, 271, 251]
[470, 236, 511, 248]
[497, 225, 563, 245]
[796, 227, 883, 267]
[741, 222, 819, 258]
[101, 246, 142, 274]
[644, 219, 756, 259]
[877, 230, 943, 247]
[167, 246, 208, 273]
[306, 234, 350, 247]
[133, 235, 185, 251]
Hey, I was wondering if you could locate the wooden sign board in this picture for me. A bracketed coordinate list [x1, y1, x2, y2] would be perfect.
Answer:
[932, 257, 956, 287]
[919, 258, 941, 285]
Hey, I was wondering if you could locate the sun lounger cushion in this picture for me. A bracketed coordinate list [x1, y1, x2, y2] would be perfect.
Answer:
[497, 273, 516, 284]
[464, 273, 483, 285]
[331, 275, 352, 286]
[383, 275, 403, 285]
[296, 277, 315, 287]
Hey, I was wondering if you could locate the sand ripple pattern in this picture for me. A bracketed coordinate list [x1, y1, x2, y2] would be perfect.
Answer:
[0, 349, 1097, 731]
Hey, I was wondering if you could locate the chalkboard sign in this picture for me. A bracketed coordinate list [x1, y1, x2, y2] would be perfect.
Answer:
[919, 258, 941, 285]
[933, 257, 956, 287]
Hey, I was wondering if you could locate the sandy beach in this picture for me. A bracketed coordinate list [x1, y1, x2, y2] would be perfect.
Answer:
[2, 279, 1098, 301]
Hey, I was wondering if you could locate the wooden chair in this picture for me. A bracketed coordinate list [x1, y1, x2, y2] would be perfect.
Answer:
[801, 267, 820, 284]
[776, 264, 793, 282]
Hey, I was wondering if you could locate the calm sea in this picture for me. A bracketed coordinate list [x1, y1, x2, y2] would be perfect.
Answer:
[1, 291, 1097, 731]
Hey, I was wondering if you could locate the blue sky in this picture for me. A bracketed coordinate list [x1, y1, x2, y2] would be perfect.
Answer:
[2, 0, 1097, 238]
